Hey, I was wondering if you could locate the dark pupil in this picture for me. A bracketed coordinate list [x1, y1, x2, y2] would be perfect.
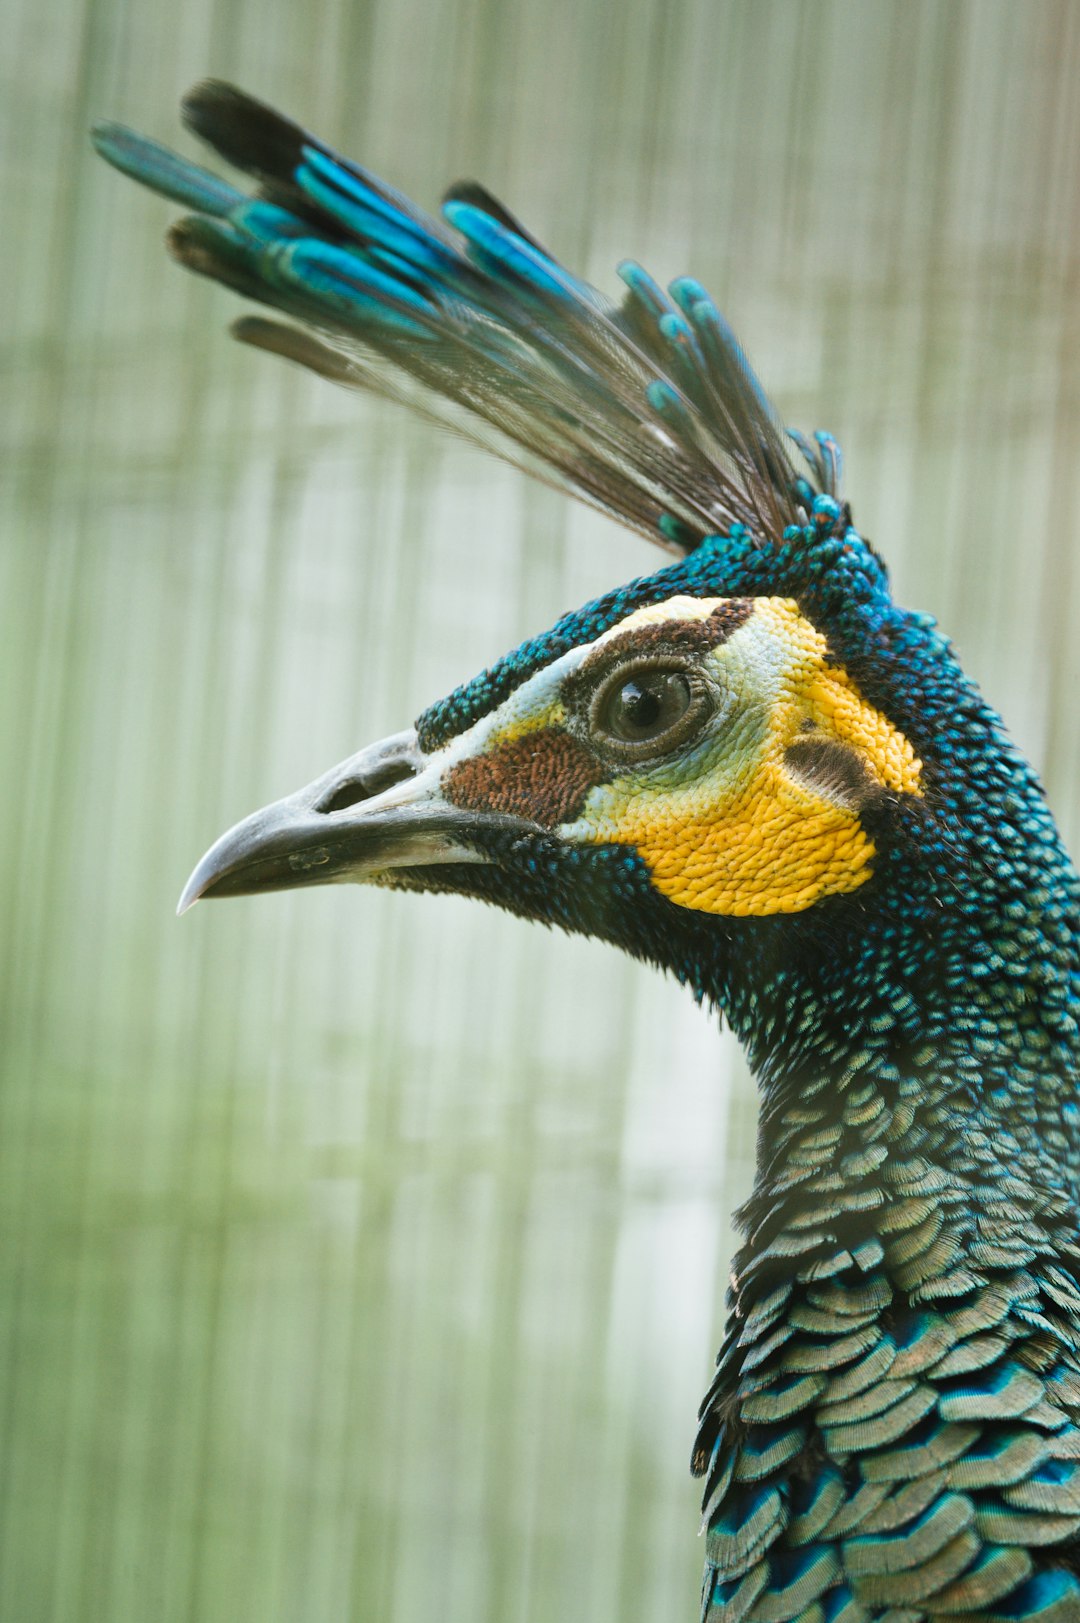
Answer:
[608, 672, 690, 741]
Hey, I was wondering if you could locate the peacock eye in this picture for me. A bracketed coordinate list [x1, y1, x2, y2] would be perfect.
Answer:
[588, 661, 711, 760]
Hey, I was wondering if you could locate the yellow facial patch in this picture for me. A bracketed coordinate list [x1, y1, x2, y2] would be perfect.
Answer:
[564, 597, 922, 917]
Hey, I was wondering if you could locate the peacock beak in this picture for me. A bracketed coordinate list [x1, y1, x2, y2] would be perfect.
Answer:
[176, 728, 495, 914]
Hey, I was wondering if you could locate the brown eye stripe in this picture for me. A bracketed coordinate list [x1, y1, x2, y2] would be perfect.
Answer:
[575, 598, 754, 676]
[443, 728, 607, 828]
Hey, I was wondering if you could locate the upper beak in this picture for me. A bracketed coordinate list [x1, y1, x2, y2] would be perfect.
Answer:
[177, 728, 494, 914]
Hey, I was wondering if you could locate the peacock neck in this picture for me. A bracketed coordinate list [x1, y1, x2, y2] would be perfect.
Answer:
[717, 889, 1080, 1305]
[696, 718, 1080, 1226]
[710, 1004, 1080, 1378]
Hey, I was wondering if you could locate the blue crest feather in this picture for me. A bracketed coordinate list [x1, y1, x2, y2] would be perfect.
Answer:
[91, 80, 842, 554]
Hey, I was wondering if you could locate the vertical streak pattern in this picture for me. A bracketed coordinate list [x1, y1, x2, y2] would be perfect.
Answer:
[2, 4, 1080, 1621]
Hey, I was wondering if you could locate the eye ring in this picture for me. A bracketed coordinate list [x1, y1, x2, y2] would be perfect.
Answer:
[586, 656, 714, 762]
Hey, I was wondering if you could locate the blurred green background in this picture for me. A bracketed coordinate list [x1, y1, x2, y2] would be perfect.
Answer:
[4, 2, 1080, 1619]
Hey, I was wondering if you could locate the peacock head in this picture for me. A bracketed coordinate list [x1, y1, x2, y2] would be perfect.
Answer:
[178, 510, 953, 1044]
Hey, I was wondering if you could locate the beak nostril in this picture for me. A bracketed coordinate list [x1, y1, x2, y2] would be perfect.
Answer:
[318, 781, 372, 815]
[316, 755, 419, 816]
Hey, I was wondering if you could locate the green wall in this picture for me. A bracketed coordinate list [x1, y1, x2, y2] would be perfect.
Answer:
[3, 2, 1080, 1618]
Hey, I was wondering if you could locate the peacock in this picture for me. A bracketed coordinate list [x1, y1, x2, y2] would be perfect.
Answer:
[94, 82, 1080, 1623]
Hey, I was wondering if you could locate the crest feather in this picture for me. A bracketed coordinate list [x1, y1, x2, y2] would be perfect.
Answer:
[93, 80, 839, 553]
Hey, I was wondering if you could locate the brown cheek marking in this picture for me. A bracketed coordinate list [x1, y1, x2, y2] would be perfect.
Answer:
[783, 735, 878, 810]
[443, 728, 607, 827]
